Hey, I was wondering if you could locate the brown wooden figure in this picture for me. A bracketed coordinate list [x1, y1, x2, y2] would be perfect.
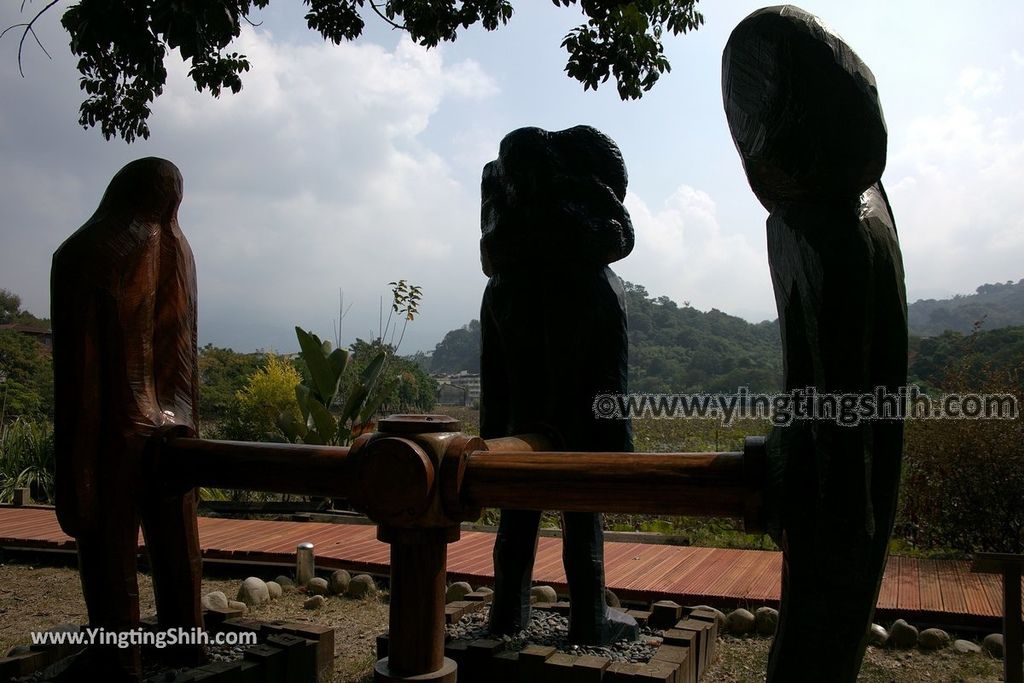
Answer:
[51, 157, 204, 680]
[723, 7, 908, 682]
[479, 125, 639, 645]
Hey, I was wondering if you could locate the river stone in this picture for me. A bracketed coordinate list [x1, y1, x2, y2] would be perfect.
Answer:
[6, 645, 31, 657]
[476, 586, 494, 595]
[304, 595, 325, 610]
[328, 570, 351, 595]
[755, 606, 778, 636]
[983, 633, 1003, 658]
[890, 619, 918, 648]
[727, 608, 756, 635]
[237, 577, 269, 607]
[265, 581, 282, 599]
[227, 600, 248, 613]
[274, 575, 296, 590]
[202, 591, 229, 610]
[307, 577, 329, 596]
[446, 581, 473, 603]
[605, 589, 621, 608]
[919, 628, 950, 650]
[530, 585, 558, 603]
[953, 639, 981, 654]
[348, 574, 378, 599]
[868, 623, 888, 647]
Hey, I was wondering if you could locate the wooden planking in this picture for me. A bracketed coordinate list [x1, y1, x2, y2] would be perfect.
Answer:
[1, 506, 1018, 622]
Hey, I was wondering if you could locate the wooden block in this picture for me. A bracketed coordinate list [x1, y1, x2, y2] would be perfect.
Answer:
[572, 654, 609, 683]
[274, 622, 335, 682]
[13, 488, 31, 506]
[652, 644, 690, 683]
[519, 644, 556, 682]
[445, 599, 487, 624]
[243, 643, 287, 683]
[266, 633, 317, 683]
[193, 659, 263, 682]
[204, 606, 247, 631]
[464, 590, 494, 603]
[542, 652, 575, 682]
[492, 650, 519, 683]
[661, 630, 698, 683]
[687, 609, 720, 648]
[465, 639, 506, 681]
[649, 601, 683, 630]
[0, 652, 47, 679]
[551, 601, 572, 616]
[675, 620, 709, 680]
[626, 610, 651, 628]
[636, 660, 677, 682]
[444, 639, 470, 663]
[221, 618, 263, 635]
[605, 661, 642, 681]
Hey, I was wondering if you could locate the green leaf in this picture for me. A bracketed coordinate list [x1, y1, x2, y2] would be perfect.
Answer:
[295, 326, 339, 403]
[307, 399, 337, 444]
[339, 384, 370, 425]
[327, 347, 348, 382]
[336, 422, 352, 446]
[295, 383, 311, 420]
[360, 350, 387, 386]
[276, 409, 307, 443]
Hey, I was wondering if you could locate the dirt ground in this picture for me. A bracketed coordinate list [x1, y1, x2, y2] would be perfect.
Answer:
[0, 559, 1007, 682]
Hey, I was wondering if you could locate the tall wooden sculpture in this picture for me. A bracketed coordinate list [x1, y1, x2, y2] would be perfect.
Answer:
[479, 125, 639, 644]
[51, 157, 204, 680]
[723, 7, 908, 681]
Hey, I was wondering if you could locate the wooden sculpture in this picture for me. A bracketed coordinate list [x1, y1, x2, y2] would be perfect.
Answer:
[479, 125, 639, 645]
[51, 157, 204, 680]
[723, 6, 908, 681]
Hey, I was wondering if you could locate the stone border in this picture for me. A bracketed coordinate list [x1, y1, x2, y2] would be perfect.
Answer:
[0, 609, 334, 683]
[382, 604, 721, 682]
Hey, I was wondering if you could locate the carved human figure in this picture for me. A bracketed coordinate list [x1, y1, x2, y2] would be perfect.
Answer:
[479, 125, 639, 644]
[51, 157, 204, 680]
[723, 7, 908, 682]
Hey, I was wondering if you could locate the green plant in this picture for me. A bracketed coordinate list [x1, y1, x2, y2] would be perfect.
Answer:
[229, 354, 303, 442]
[0, 419, 55, 503]
[277, 327, 386, 446]
[279, 281, 426, 446]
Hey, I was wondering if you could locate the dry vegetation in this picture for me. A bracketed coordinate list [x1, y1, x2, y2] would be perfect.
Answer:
[0, 560, 1006, 683]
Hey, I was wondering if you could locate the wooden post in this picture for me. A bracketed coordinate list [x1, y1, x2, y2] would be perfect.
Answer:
[973, 553, 1024, 683]
[374, 527, 457, 682]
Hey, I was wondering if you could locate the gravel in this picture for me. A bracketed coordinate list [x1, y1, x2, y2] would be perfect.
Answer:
[446, 607, 662, 664]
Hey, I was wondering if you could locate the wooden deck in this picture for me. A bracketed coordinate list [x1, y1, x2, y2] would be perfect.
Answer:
[1, 506, 1017, 628]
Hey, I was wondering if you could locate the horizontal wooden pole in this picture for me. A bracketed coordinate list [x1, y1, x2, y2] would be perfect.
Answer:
[163, 438, 353, 498]
[461, 450, 757, 519]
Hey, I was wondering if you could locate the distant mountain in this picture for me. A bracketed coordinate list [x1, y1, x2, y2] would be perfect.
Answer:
[422, 278, 1024, 392]
[908, 279, 1024, 337]
[422, 282, 783, 393]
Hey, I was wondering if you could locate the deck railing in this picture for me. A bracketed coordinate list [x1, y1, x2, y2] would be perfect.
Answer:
[155, 414, 765, 681]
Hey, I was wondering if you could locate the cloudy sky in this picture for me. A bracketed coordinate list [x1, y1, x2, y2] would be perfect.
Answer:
[1, 1, 1021, 354]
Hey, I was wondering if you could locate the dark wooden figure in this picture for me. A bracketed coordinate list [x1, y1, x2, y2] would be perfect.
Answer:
[723, 7, 908, 682]
[479, 125, 639, 645]
[51, 157, 204, 681]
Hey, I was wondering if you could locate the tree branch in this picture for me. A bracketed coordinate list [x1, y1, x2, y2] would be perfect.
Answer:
[370, 2, 406, 31]
[1, 0, 60, 77]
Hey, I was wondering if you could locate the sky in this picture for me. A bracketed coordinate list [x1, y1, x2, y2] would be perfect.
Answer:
[1, 1, 1022, 354]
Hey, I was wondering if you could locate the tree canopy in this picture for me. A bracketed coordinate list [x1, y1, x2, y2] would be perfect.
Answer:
[5, 0, 703, 142]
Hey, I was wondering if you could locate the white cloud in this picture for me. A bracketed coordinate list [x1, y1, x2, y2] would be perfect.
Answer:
[888, 65, 1024, 301]
[616, 185, 774, 321]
